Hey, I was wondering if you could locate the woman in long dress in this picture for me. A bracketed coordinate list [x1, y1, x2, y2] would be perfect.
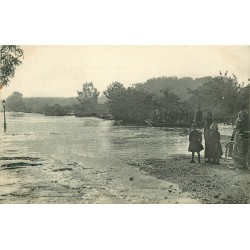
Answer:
[204, 112, 213, 163]
[209, 123, 223, 164]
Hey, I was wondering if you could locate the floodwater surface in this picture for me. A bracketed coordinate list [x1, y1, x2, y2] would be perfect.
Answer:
[0, 112, 234, 204]
[0, 112, 233, 160]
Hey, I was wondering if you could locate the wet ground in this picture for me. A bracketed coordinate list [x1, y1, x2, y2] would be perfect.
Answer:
[0, 112, 249, 204]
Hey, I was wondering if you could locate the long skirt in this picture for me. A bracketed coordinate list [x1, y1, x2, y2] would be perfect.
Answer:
[204, 131, 212, 158]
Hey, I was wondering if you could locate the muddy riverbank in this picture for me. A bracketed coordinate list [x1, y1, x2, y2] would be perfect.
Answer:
[0, 150, 199, 204]
[129, 156, 250, 204]
[1, 152, 249, 204]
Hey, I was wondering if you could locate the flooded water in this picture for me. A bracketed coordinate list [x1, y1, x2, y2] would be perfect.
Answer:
[0, 112, 234, 161]
[0, 112, 237, 204]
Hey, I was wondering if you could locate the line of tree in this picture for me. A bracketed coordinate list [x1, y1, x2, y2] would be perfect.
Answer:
[5, 84, 107, 117]
[5, 92, 77, 115]
[102, 72, 249, 124]
[4, 72, 249, 123]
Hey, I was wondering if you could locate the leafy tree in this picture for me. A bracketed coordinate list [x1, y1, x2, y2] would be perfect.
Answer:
[0, 45, 23, 86]
[156, 88, 180, 110]
[6, 91, 26, 112]
[188, 72, 242, 115]
[103, 82, 127, 120]
[104, 82, 154, 123]
[76, 82, 100, 115]
[236, 79, 250, 110]
[124, 86, 154, 123]
[103, 82, 126, 101]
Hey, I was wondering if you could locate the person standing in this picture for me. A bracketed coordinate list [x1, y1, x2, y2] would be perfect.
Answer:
[228, 105, 249, 161]
[188, 124, 204, 163]
[231, 104, 249, 146]
[204, 112, 213, 163]
[237, 104, 249, 157]
[238, 104, 249, 135]
[209, 123, 223, 164]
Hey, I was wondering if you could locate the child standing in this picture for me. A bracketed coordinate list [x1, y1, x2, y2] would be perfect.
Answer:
[188, 124, 204, 163]
[209, 122, 223, 164]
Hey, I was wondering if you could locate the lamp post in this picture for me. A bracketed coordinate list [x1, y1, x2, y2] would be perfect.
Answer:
[2, 100, 7, 132]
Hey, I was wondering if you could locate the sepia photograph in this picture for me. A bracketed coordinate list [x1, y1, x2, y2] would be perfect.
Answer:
[1, 45, 249, 204]
[1, 1, 250, 250]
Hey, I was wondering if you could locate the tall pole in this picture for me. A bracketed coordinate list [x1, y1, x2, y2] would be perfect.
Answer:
[0, 47, 5, 132]
[2, 100, 6, 132]
[4, 105, 6, 132]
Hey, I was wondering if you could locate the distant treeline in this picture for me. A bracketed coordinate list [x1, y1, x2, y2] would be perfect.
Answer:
[5, 73, 250, 124]
[5, 92, 109, 117]
[6, 93, 77, 114]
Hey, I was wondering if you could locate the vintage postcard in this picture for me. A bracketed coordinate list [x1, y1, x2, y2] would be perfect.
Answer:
[0, 45, 249, 204]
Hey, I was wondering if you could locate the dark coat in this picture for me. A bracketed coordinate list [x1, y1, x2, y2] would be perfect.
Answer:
[204, 118, 213, 158]
[237, 113, 249, 138]
[209, 130, 223, 158]
[188, 130, 204, 152]
[204, 118, 213, 133]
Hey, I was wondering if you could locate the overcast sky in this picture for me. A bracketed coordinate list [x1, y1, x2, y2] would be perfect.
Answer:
[1, 45, 250, 99]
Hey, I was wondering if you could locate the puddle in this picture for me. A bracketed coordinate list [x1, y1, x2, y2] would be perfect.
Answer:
[1, 162, 43, 169]
[0, 157, 41, 161]
[53, 168, 73, 172]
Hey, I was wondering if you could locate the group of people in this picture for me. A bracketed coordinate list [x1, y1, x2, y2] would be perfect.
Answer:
[188, 118, 222, 164]
[152, 107, 203, 125]
[188, 104, 249, 165]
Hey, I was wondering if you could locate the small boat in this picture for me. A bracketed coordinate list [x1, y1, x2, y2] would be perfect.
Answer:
[145, 119, 204, 128]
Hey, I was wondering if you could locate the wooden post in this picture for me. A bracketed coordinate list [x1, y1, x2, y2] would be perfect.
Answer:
[2, 100, 7, 132]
